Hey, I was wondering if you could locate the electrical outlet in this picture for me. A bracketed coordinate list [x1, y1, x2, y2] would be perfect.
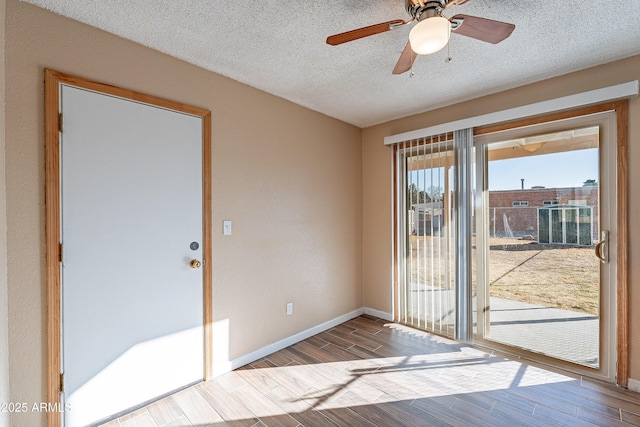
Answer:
[286, 302, 293, 316]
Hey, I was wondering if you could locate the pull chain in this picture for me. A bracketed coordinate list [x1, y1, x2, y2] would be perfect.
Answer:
[410, 48, 415, 78]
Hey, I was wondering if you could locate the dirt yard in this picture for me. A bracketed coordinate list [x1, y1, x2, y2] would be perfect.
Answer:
[484, 238, 599, 316]
[409, 236, 599, 316]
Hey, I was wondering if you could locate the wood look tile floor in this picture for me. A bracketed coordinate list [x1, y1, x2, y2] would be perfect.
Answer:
[102, 315, 640, 426]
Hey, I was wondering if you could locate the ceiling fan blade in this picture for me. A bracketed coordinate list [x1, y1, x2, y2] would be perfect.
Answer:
[326, 20, 405, 46]
[451, 14, 515, 44]
[392, 41, 417, 75]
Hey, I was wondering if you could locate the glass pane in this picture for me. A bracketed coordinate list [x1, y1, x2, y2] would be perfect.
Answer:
[551, 209, 563, 243]
[538, 209, 550, 243]
[483, 126, 600, 368]
[579, 207, 593, 245]
[566, 208, 578, 244]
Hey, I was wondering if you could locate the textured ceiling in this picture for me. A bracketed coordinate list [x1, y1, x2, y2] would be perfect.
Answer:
[23, 0, 640, 127]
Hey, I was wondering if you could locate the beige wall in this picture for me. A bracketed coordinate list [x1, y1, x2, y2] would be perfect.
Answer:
[0, 0, 10, 426]
[4, 0, 362, 424]
[362, 54, 640, 381]
[5, 0, 640, 423]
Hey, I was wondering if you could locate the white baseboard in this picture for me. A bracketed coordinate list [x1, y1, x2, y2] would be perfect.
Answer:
[628, 378, 640, 393]
[363, 307, 393, 321]
[211, 306, 394, 377]
[228, 308, 364, 371]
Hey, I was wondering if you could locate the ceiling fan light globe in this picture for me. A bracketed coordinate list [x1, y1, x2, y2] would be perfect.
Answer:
[409, 16, 451, 55]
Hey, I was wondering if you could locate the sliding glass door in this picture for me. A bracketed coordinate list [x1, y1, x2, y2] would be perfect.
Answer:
[474, 113, 617, 381]
[395, 110, 619, 382]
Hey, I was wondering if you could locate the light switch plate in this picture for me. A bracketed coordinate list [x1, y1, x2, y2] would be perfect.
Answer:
[223, 220, 232, 235]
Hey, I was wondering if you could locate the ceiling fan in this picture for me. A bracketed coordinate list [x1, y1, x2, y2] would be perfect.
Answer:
[326, 0, 515, 75]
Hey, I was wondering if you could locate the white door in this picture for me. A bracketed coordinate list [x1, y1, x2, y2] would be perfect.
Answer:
[61, 85, 204, 426]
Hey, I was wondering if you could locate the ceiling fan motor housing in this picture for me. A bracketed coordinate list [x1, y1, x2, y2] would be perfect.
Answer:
[406, 0, 446, 21]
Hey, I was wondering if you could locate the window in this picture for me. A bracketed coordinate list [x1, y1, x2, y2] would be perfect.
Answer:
[512, 201, 529, 207]
[543, 200, 558, 206]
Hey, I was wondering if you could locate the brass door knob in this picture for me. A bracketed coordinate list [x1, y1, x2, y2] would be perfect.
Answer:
[190, 259, 202, 269]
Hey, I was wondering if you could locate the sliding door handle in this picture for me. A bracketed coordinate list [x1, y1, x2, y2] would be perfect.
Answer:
[594, 230, 608, 263]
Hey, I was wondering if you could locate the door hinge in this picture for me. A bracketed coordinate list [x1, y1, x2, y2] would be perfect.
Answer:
[58, 113, 63, 133]
[60, 373, 65, 393]
[59, 243, 63, 263]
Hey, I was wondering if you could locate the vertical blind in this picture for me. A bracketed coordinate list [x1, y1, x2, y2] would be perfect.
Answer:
[395, 133, 457, 337]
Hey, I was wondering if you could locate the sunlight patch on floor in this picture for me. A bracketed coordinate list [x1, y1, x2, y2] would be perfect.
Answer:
[217, 350, 578, 421]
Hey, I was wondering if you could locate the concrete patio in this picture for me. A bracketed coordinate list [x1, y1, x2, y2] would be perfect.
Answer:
[405, 289, 599, 368]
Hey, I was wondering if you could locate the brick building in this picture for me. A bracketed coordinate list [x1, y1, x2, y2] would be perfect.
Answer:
[488, 186, 598, 244]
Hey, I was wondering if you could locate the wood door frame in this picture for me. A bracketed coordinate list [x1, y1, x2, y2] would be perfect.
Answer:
[45, 69, 213, 427]
[392, 101, 628, 387]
